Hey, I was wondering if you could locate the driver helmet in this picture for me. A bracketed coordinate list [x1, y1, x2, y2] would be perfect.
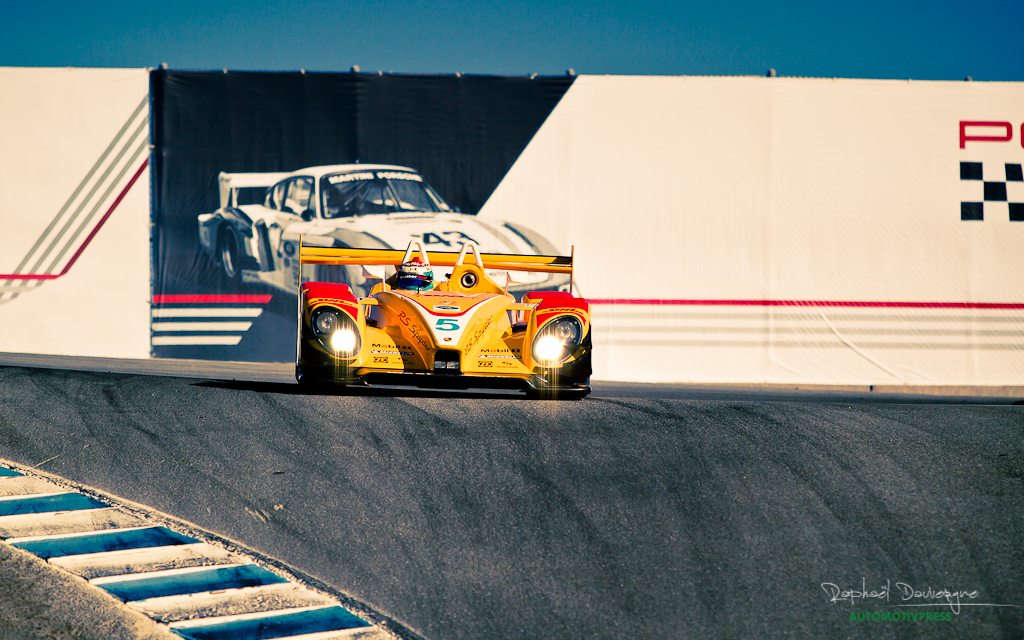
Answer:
[396, 257, 433, 290]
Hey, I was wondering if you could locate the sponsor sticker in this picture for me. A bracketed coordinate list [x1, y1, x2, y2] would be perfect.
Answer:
[376, 171, 422, 181]
[433, 305, 461, 312]
[397, 311, 431, 350]
[479, 354, 516, 359]
[327, 171, 375, 184]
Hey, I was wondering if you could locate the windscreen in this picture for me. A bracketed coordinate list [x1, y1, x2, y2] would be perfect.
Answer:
[321, 171, 450, 218]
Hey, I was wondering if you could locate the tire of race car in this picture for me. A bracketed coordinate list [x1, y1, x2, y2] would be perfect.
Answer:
[219, 231, 240, 282]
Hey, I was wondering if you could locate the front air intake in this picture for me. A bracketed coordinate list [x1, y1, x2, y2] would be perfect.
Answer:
[433, 350, 461, 374]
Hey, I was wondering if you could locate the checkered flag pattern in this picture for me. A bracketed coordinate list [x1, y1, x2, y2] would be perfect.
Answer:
[961, 162, 1024, 221]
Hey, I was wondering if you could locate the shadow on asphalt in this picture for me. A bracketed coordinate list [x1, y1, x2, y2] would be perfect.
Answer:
[193, 380, 540, 400]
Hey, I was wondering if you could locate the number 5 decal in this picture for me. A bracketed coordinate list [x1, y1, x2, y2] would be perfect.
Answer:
[436, 318, 459, 331]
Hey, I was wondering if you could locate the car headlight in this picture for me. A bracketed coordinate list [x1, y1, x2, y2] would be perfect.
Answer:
[311, 307, 360, 356]
[534, 335, 564, 362]
[315, 310, 338, 334]
[331, 328, 357, 354]
[532, 315, 583, 365]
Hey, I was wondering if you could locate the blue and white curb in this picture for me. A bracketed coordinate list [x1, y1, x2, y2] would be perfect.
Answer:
[0, 464, 393, 640]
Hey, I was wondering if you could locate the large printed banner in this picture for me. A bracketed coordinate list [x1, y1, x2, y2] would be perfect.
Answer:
[0, 68, 150, 358]
[481, 76, 1024, 385]
[152, 73, 1024, 384]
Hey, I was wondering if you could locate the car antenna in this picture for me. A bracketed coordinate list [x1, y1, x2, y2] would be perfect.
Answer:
[570, 245, 574, 296]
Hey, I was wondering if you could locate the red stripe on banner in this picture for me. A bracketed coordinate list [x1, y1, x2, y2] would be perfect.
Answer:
[589, 299, 1024, 310]
[0, 159, 150, 281]
[153, 295, 273, 304]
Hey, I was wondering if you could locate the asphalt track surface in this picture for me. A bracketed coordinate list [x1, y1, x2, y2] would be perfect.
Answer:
[0, 360, 1022, 639]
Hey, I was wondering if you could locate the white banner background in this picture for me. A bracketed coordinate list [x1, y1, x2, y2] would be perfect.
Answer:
[480, 75, 1024, 385]
[5, 70, 1024, 385]
[0, 68, 150, 358]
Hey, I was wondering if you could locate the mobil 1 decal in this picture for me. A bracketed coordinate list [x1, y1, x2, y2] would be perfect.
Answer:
[958, 121, 1024, 222]
[150, 69, 573, 362]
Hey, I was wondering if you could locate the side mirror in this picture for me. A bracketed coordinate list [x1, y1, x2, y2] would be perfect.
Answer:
[301, 209, 315, 222]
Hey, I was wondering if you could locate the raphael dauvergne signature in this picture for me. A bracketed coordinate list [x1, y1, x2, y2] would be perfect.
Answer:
[821, 578, 1019, 614]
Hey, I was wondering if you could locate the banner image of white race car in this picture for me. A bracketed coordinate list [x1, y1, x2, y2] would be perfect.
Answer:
[197, 164, 571, 298]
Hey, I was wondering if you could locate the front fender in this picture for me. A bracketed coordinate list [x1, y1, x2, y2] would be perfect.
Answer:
[221, 207, 254, 231]
[197, 213, 222, 256]
[296, 282, 365, 383]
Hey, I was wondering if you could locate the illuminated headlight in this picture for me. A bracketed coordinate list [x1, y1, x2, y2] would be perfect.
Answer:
[531, 316, 583, 365]
[534, 335, 564, 362]
[311, 306, 360, 356]
[332, 328, 358, 354]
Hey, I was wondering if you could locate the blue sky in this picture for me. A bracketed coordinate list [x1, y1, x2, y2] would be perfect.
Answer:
[3, 0, 1022, 80]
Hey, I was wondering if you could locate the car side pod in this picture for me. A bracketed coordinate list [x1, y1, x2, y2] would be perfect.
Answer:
[295, 281, 364, 386]
[522, 291, 592, 400]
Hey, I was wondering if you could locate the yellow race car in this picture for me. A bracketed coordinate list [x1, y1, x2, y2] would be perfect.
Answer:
[296, 241, 591, 399]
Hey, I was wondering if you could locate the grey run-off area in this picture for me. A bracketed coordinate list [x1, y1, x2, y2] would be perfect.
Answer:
[0, 357, 1021, 639]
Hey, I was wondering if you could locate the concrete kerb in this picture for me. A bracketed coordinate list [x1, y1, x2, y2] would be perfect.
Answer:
[0, 460, 418, 640]
[0, 539, 178, 640]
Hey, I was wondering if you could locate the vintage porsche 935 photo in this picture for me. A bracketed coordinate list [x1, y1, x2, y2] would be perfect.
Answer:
[296, 241, 591, 399]
[197, 164, 571, 297]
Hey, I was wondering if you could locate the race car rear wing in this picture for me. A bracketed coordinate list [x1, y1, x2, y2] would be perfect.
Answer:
[299, 242, 574, 275]
[218, 171, 291, 209]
